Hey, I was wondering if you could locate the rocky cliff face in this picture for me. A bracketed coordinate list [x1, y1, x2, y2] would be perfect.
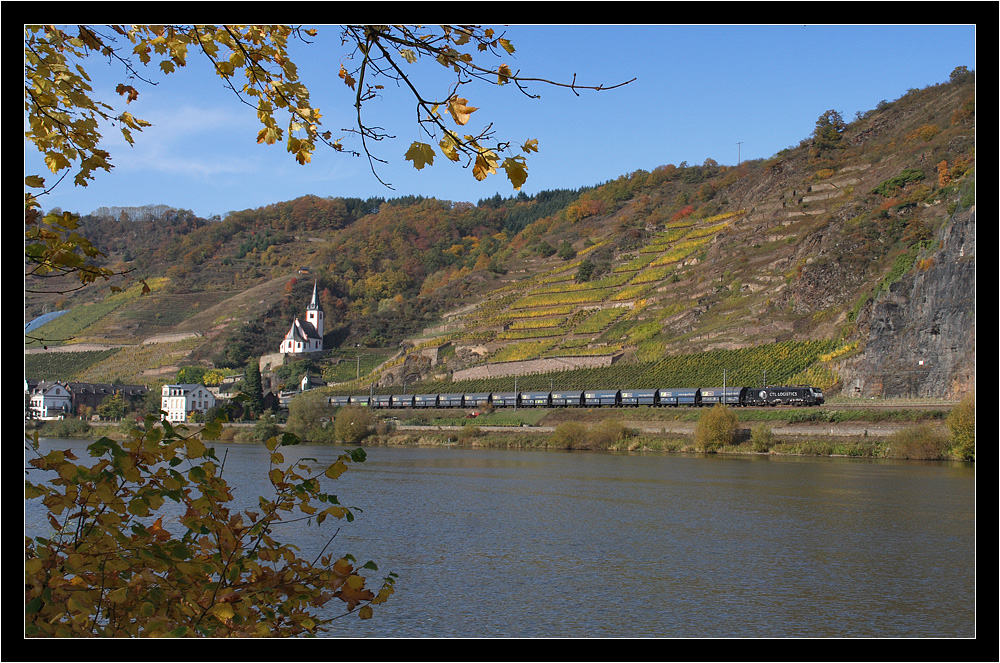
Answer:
[840, 204, 975, 399]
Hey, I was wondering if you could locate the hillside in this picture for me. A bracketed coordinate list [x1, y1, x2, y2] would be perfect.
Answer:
[25, 71, 976, 400]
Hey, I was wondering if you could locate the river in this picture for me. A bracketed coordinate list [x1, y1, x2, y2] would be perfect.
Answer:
[26, 439, 976, 638]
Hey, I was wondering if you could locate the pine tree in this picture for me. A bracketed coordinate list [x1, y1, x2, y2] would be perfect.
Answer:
[243, 360, 266, 418]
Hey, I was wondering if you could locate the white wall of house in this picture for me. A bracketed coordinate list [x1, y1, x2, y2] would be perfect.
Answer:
[161, 384, 216, 422]
[27, 382, 72, 419]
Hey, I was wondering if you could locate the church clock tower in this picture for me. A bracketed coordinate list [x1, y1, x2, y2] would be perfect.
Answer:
[306, 281, 324, 340]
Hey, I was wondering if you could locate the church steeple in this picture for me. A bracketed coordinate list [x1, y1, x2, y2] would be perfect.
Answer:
[305, 280, 323, 343]
[307, 280, 320, 310]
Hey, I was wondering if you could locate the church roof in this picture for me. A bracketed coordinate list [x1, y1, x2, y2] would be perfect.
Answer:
[283, 317, 321, 342]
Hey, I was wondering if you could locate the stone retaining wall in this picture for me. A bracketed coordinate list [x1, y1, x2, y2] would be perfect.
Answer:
[452, 354, 619, 381]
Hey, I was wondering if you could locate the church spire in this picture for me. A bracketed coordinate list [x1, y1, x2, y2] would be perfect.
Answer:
[307, 280, 319, 310]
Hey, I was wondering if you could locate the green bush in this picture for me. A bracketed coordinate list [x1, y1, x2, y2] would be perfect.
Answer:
[237, 413, 281, 444]
[750, 423, 776, 453]
[285, 390, 337, 443]
[456, 426, 482, 443]
[334, 406, 376, 444]
[36, 418, 92, 438]
[872, 168, 925, 197]
[694, 404, 738, 453]
[947, 393, 975, 461]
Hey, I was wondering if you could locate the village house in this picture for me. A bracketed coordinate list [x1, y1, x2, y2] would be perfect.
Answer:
[66, 382, 149, 414]
[278, 372, 327, 410]
[160, 383, 216, 422]
[25, 380, 72, 419]
[25, 380, 150, 420]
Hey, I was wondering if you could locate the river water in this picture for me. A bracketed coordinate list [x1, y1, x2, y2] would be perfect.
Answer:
[27, 439, 976, 638]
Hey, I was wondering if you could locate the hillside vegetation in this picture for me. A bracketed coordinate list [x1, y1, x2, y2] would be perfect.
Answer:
[25, 70, 975, 400]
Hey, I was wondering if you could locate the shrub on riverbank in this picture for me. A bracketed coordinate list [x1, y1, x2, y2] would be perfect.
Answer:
[334, 406, 377, 444]
[236, 414, 282, 444]
[750, 424, 776, 453]
[695, 404, 738, 453]
[549, 419, 635, 450]
[946, 392, 975, 461]
[886, 424, 950, 460]
[29, 418, 92, 438]
[285, 389, 337, 443]
[766, 438, 891, 458]
[550, 421, 589, 448]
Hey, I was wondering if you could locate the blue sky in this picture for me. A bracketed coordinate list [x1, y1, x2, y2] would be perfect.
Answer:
[25, 24, 977, 220]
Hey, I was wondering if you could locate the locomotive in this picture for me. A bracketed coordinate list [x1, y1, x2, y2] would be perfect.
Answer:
[333, 385, 824, 409]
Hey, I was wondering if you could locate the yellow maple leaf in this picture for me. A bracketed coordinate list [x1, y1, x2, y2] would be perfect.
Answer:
[439, 133, 461, 162]
[472, 150, 499, 181]
[502, 157, 528, 190]
[338, 575, 375, 610]
[404, 142, 435, 170]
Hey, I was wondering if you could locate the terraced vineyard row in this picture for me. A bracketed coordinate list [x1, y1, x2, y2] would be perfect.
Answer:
[24, 349, 122, 381]
[26, 278, 169, 347]
[416, 339, 840, 396]
[446, 209, 749, 366]
[73, 338, 201, 384]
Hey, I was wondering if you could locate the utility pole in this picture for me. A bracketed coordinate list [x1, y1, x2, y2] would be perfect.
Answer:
[736, 142, 743, 167]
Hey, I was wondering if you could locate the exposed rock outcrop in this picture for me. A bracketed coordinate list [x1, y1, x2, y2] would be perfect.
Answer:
[840, 205, 975, 398]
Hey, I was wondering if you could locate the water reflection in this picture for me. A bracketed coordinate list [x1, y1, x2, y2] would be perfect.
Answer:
[26, 439, 975, 638]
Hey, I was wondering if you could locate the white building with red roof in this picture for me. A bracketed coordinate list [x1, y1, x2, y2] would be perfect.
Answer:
[279, 281, 325, 355]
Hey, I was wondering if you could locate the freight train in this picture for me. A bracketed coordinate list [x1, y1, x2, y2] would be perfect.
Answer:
[330, 385, 824, 409]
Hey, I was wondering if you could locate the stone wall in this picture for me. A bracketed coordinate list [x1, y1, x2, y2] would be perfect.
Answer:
[259, 352, 288, 373]
[452, 354, 619, 382]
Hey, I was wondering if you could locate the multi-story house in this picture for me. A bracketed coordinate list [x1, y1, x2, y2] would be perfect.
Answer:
[160, 383, 216, 422]
[25, 380, 73, 419]
[66, 382, 149, 415]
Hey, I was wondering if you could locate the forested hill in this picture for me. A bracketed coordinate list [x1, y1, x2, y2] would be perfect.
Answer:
[25, 69, 975, 400]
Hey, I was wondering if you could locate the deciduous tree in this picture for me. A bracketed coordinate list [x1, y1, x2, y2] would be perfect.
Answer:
[24, 24, 631, 297]
[25, 420, 395, 636]
[694, 404, 738, 453]
[946, 392, 975, 461]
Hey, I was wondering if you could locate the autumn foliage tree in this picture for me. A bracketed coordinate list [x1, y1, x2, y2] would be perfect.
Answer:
[25, 25, 630, 301]
[25, 418, 395, 636]
[946, 392, 975, 461]
[694, 404, 738, 453]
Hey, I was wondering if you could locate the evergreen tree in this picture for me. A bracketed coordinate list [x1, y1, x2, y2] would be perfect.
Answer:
[243, 360, 266, 418]
[811, 109, 847, 154]
[557, 240, 577, 260]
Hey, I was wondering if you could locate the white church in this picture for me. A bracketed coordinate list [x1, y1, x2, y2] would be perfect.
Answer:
[279, 281, 325, 355]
